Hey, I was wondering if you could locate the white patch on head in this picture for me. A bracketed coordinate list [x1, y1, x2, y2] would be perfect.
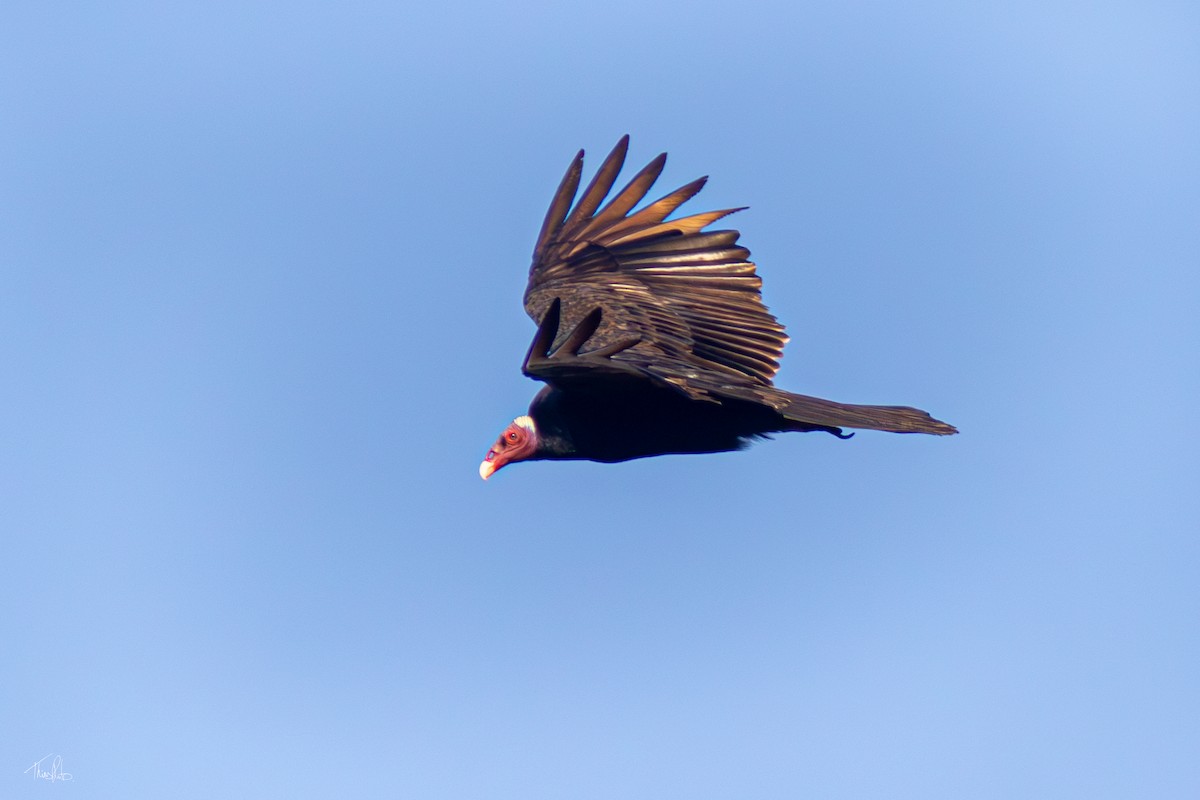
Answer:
[513, 415, 536, 434]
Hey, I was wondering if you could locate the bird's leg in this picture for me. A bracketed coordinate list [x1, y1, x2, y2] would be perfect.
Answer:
[526, 298, 642, 372]
[550, 305, 641, 360]
[524, 298, 562, 364]
[582, 335, 641, 358]
[555, 308, 603, 356]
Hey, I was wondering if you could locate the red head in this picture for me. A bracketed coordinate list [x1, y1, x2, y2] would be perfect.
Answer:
[479, 415, 539, 480]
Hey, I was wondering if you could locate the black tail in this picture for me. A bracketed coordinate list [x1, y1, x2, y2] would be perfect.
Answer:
[779, 391, 958, 436]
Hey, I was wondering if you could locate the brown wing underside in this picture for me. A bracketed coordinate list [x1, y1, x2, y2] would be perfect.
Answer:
[523, 135, 788, 394]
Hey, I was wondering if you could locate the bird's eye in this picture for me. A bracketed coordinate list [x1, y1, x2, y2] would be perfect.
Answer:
[506, 431, 519, 443]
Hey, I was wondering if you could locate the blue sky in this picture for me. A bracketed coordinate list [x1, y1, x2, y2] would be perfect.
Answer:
[2, 1, 1197, 798]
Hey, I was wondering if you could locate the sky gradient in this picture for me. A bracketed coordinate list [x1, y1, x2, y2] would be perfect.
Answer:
[3, 1, 1198, 798]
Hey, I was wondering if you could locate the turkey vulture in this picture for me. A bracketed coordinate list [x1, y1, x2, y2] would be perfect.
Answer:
[480, 136, 956, 480]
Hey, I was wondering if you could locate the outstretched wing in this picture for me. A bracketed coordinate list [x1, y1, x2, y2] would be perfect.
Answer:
[522, 135, 788, 399]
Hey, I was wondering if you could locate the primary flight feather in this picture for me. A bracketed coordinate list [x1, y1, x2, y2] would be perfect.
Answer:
[480, 136, 956, 480]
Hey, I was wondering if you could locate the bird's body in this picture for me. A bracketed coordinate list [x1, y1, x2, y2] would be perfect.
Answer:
[525, 384, 785, 463]
[480, 137, 956, 479]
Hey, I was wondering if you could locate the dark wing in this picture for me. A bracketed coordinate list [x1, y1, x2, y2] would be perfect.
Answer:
[522, 135, 787, 402]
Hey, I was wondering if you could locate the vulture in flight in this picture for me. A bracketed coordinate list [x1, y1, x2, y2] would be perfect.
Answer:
[480, 136, 956, 480]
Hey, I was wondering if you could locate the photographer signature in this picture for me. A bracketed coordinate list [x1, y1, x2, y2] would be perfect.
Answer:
[25, 753, 73, 783]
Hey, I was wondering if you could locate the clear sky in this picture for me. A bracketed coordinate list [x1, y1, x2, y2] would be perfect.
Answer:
[3, 1, 1197, 798]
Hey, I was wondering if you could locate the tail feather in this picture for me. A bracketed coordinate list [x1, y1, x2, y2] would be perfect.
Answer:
[778, 392, 958, 436]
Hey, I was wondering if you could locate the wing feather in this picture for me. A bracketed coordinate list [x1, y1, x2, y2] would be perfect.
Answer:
[581, 152, 667, 237]
[532, 151, 582, 264]
[594, 177, 708, 244]
[524, 137, 791, 395]
[605, 208, 745, 246]
[560, 135, 630, 234]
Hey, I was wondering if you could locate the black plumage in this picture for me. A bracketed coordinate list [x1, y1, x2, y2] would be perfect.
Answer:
[480, 137, 956, 479]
